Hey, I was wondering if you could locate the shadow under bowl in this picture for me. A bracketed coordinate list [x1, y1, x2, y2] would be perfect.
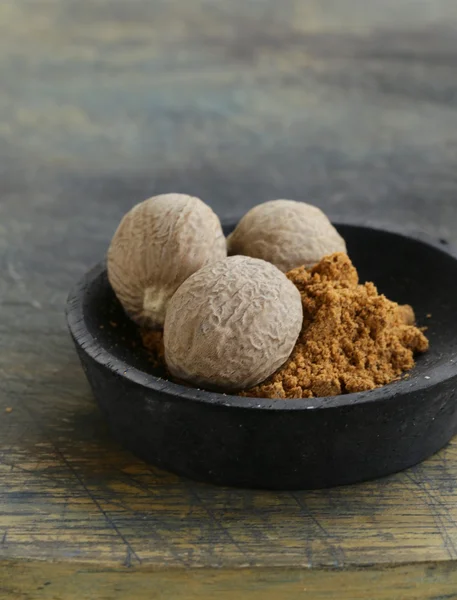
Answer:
[66, 221, 457, 490]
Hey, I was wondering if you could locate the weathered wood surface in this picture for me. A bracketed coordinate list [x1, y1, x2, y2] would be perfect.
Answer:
[1, 0, 457, 597]
[3, 563, 457, 600]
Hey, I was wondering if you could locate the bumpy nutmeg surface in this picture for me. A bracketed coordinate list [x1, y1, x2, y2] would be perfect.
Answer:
[227, 199, 346, 272]
[107, 194, 226, 329]
[164, 256, 303, 392]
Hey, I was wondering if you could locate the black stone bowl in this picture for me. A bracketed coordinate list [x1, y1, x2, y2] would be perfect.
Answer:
[66, 221, 457, 490]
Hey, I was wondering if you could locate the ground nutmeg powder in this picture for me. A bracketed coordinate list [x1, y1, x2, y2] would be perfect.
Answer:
[141, 253, 429, 399]
[242, 253, 428, 398]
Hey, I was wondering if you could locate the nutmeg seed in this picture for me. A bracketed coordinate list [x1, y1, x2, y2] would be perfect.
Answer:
[107, 193, 227, 329]
[227, 199, 346, 272]
[164, 256, 303, 392]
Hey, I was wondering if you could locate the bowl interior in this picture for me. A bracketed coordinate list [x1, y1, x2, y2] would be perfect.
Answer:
[78, 224, 457, 397]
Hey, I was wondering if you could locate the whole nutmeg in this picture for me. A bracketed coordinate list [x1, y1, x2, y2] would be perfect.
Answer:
[164, 256, 303, 392]
[107, 194, 226, 329]
[227, 199, 346, 272]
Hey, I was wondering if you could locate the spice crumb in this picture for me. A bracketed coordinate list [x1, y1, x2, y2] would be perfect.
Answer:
[426, 313, 432, 318]
[141, 330, 165, 369]
[5, 407, 12, 413]
[110, 321, 118, 328]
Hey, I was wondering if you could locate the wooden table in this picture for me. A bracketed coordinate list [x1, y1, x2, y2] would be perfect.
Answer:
[2, 1, 457, 598]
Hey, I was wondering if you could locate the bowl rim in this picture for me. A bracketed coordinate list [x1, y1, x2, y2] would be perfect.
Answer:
[66, 219, 457, 412]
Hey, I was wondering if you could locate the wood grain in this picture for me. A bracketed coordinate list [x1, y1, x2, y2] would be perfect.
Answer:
[3, 562, 457, 600]
[1, 0, 457, 597]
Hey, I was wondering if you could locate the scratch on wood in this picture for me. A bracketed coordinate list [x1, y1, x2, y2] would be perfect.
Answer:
[184, 483, 254, 566]
[100, 493, 190, 568]
[19, 399, 143, 566]
[53, 446, 142, 566]
[405, 471, 457, 560]
[291, 493, 345, 568]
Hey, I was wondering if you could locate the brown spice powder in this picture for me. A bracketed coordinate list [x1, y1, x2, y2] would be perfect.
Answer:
[141, 253, 429, 399]
[242, 253, 428, 399]
[141, 330, 165, 369]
